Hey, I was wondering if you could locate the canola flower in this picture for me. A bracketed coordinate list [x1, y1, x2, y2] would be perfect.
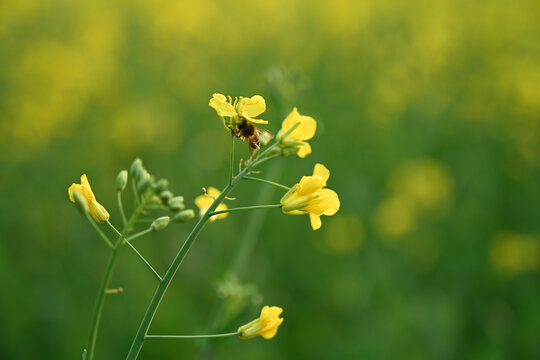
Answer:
[281, 163, 340, 230]
[277, 107, 316, 158]
[238, 306, 284, 340]
[209, 93, 268, 129]
[68, 174, 110, 223]
[194, 186, 228, 222]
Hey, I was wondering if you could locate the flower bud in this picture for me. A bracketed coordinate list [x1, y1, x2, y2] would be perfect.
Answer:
[160, 190, 174, 202]
[238, 306, 284, 340]
[72, 190, 89, 215]
[281, 146, 299, 157]
[137, 170, 152, 193]
[153, 178, 168, 193]
[130, 158, 144, 179]
[168, 196, 185, 211]
[173, 209, 195, 222]
[151, 216, 170, 232]
[116, 170, 128, 192]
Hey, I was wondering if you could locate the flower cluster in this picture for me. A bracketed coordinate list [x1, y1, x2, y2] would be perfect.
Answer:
[69, 92, 339, 358]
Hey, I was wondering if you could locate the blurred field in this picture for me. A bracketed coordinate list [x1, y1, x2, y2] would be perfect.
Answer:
[1, 0, 540, 359]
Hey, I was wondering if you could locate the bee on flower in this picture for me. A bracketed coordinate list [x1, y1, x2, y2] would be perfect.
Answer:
[280, 163, 340, 230]
[209, 93, 273, 149]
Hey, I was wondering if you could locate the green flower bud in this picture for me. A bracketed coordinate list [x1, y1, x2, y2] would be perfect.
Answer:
[130, 158, 144, 179]
[281, 146, 299, 157]
[153, 178, 168, 193]
[137, 170, 151, 193]
[160, 190, 174, 202]
[151, 216, 170, 231]
[72, 190, 89, 215]
[173, 209, 195, 222]
[168, 196, 185, 211]
[116, 170, 128, 192]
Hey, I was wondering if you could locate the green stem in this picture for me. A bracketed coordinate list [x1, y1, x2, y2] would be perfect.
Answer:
[85, 214, 113, 249]
[145, 332, 240, 340]
[125, 144, 275, 359]
[210, 204, 282, 216]
[229, 131, 235, 185]
[85, 241, 121, 360]
[125, 228, 153, 243]
[106, 221, 162, 282]
[117, 191, 128, 227]
[85, 203, 146, 360]
[243, 175, 290, 191]
[251, 153, 280, 168]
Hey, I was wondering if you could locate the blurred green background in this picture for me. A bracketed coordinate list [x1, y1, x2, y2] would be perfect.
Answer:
[1, 0, 540, 359]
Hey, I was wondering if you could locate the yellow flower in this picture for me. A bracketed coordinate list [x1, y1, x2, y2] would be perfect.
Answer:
[209, 93, 268, 128]
[277, 107, 316, 158]
[280, 163, 340, 230]
[238, 306, 284, 340]
[194, 186, 228, 222]
[68, 174, 110, 223]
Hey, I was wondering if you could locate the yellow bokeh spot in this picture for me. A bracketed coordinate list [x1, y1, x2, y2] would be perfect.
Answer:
[324, 214, 364, 253]
[489, 232, 540, 276]
[375, 159, 453, 241]
[390, 160, 453, 211]
[374, 195, 418, 241]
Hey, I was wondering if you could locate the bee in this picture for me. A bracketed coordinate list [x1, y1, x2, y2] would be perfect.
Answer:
[233, 117, 273, 150]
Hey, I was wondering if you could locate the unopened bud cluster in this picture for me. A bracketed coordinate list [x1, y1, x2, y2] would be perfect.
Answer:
[129, 158, 195, 223]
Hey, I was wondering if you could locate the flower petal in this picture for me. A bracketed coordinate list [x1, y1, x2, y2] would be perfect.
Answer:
[81, 174, 96, 200]
[313, 163, 330, 184]
[214, 203, 229, 220]
[238, 95, 266, 118]
[243, 116, 268, 125]
[309, 213, 322, 230]
[209, 93, 237, 117]
[297, 175, 325, 196]
[88, 200, 110, 223]
[194, 194, 213, 211]
[297, 142, 312, 158]
[319, 188, 340, 215]
[68, 183, 83, 202]
[281, 108, 316, 141]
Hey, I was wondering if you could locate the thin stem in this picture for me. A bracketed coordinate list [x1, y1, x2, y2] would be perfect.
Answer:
[145, 332, 240, 340]
[125, 228, 153, 243]
[229, 131, 235, 185]
[251, 153, 280, 168]
[243, 175, 290, 191]
[126, 152, 263, 359]
[117, 191, 128, 227]
[210, 204, 282, 216]
[85, 242, 121, 360]
[106, 221, 162, 282]
[85, 214, 114, 249]
[85, 202, 146, 360]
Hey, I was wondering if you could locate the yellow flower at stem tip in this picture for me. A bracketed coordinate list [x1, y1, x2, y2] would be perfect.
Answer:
[277, 107, 316, 158]
[209, 93, 268, 128]
[194, 186, 228, 222]
[68, 174, 110, 223]
[238, 306, 284, 340]
[280, 163, 340, 230]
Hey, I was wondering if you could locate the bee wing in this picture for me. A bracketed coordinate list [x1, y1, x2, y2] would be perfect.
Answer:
[258, 128, 274, 146]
